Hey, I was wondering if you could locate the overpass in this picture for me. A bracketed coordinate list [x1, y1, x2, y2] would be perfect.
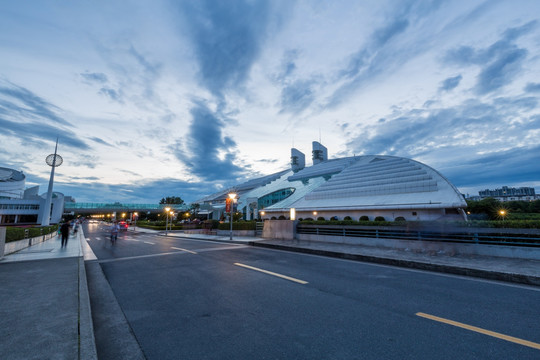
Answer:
[64, 202, 189, 215]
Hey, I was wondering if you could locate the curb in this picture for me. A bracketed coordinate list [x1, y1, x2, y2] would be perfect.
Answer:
[250, 242, 540, 287]
[78, 229, 98, 359]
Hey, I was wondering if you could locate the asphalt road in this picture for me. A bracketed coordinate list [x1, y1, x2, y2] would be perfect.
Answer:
[84, 222, 540, 359]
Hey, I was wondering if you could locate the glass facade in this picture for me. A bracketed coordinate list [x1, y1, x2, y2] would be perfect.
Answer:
[258, 188, 295, 209]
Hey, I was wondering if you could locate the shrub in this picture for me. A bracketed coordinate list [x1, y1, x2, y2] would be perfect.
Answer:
[317, 217, 325, 221]
[374, 216, 385, 222]
[395, 217, 406, 222]
[278, 215, 287, 220]
[217, 222, 256, 230]
[271, 217, 277, 220]
[359, 216, 369, 221]
[343, 216, 352, 221]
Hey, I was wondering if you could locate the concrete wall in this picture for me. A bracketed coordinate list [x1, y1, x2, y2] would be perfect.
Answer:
[262, 220, 297, 240]
[3, 232, 57, 256]
[296, 233, 540, 260]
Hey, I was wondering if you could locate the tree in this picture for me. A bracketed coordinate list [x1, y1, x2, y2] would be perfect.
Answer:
[159, 196, 184, 205]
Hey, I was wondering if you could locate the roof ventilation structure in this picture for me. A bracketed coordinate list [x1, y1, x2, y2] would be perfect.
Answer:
[291, 148, 305, 172]
[312, 141, 327, 165]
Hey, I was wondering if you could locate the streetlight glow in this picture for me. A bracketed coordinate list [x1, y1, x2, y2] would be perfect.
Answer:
[228, 191, 237, 240]
[164, 207, 171, 235]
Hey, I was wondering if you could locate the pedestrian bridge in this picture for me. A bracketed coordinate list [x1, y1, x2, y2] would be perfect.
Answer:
[64, 202, 189, 215]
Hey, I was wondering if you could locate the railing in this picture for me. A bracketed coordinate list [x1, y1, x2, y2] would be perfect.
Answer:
[64, 203, 188, 211]
[296, 225, 540, 247]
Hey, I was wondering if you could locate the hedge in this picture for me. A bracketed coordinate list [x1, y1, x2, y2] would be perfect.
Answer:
[298, 219, 540, 229]
[5, 225, 59, 243]
[217, 222, 257, 230]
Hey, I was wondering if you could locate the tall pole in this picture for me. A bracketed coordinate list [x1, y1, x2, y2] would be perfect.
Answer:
[165, 207, 170, 236]
[42, 139, 60, 226]
[228, 192, 236, 241]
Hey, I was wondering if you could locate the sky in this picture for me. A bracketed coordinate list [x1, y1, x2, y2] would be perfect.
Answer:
[1, 0, 540, 204]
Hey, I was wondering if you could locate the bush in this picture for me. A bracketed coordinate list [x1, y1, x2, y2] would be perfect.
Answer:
[343, 216, 352, 221]
[217, 222, 256, 230]
[395, 217, 406, 222]
[5, 225, 58, 243]
[359, 216, 369, 221]
[317, 217, 325, 221]
[278, 215, 287, 220]
[374, 216, 385, 222]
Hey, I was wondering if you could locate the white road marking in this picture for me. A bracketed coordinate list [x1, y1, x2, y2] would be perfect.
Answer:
[171, 247, 197, 254]
[143, 241, 155, 245]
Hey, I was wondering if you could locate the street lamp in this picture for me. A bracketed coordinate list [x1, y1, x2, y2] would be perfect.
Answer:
[133, 212, 138, 231]
[228, 192, 237, 240]
[170, 211, 174, 231]
[500, 209, 506, 226]
[164, 207, 171, 235]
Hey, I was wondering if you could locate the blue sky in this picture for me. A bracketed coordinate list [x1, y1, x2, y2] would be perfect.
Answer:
[1, 0, 540, 204]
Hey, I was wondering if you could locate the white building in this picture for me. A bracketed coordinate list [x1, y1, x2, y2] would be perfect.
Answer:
[0, 166, 64, 225]
[197, 142, 467, 222]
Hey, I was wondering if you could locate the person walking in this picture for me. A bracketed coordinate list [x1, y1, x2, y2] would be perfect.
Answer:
[60, 222, 70, 248]
[110, 221, 120, 244]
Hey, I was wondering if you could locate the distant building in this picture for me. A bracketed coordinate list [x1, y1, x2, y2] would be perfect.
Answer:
[197, 141, 467, 222]
[478, 186, 538, 202]
[0, 166, 64, 225]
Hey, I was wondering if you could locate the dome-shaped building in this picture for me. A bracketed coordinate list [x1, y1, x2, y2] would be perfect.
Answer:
[198, 142, 467, 222]
[0, 166, 64, 225]
[0, 167, 26, 199]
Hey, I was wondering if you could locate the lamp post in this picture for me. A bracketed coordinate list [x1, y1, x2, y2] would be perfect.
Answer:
[170, 211, 174, 231]
[500, 209, 506, 226]
[165, 207, 171, 235]
[133, 212, 138, 231]
[228, 192, 237, 240]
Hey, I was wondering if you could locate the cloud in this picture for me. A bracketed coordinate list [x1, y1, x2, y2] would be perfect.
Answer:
[439, 75, 462, 92]
[475, 47, 527, 95]
[175, 100, 245, 181]
[279, 79, 316, 114]
[525, 83, 540, 93]
[178, 0, 273, 96]
[327, 1, 441, 108]
[0, 80, 89, 149]
[345, 91, 540, 189]
[443, 21, 536, 95]
[80, 72, 108, 83]
[0, 80, 71, 126]
[99, 87, 123, 103]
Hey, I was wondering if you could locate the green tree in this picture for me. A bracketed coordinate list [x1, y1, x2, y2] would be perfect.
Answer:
[159, 196, 184, 205]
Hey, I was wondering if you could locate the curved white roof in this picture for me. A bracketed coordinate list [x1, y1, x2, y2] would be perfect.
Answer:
[201, 154, 466, 215]
[274, 155, 465, 211]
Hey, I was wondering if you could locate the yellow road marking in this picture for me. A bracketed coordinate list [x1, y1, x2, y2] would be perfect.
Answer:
[234, 263, 308, 284]
[171, 247, 197, 254]
[416, 312, 540, 350]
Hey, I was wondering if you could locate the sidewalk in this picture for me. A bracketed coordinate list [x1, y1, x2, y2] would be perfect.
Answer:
[162, 230, 540, 286]
[0, 228, 97, 360]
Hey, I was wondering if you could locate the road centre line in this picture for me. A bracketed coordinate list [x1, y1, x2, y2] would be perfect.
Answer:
[416, 312, 540, 350]
[143, 241, 155, 245]
[234, 263, 308, 285]
[171, 247, 197, 254]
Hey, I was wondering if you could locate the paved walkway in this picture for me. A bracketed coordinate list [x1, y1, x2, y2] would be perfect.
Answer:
[0, 227, 97, 360]
[1, 225, 538, 359]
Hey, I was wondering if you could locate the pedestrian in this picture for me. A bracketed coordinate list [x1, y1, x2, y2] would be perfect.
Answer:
[110, 221, 120, 244]
[60, 222, 70, 247]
